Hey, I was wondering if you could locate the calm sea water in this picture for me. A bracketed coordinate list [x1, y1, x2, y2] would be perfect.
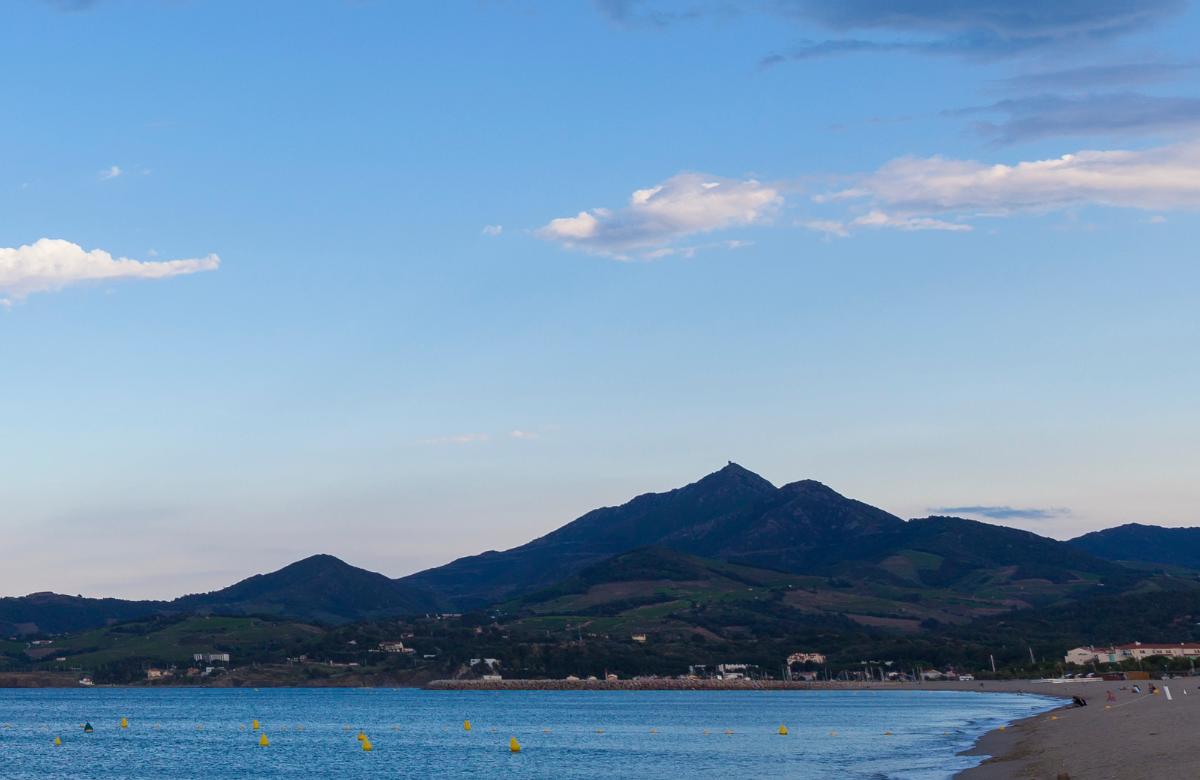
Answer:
[0, 688, 1057, 779]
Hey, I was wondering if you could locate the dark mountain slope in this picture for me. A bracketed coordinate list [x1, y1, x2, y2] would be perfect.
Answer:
[399, 463, 780, 608]
[2, 555, 442, 636]
[670, 479, 906, 572]
[1070, 523, 1200, 570]
[175, 554, 441, 623]
[891, 516, 1140, 592]
[0, 593, 166, 636]
[400, 463, 1146, 610]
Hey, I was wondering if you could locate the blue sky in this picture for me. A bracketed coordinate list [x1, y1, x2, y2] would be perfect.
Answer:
[2, 0, 1199, 598]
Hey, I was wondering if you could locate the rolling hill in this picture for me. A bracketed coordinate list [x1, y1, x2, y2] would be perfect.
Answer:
[1070, 523, 1200, 571]
[1, 555, 441, 636]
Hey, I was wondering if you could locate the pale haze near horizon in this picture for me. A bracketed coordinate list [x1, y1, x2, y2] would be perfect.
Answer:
[2, 0, 1198, 600]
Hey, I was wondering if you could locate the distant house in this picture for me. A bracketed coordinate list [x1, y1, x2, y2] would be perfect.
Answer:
[717, 663, 753, 680]
[787, 652, 826, 665]
[146, 668, 171, 680]
[379, 641, 416, 654]
[193, 653, 230, 664]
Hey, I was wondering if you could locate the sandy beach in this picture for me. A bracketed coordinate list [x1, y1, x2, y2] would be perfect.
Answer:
[941, 678, 1200, 780]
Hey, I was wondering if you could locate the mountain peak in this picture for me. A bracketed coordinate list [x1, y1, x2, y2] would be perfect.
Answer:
[697, 462, 775, 491]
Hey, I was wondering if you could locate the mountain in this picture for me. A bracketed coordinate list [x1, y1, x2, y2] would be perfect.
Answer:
[398, 462, 782, 608]
[0, 593, 165, 637]
[176, 554, 442, 623]
[1070, 523, 1200, 570]
[400, 463, 1137, 610]
[2, 465, 1162, 638]
[1, 555, 441, 636]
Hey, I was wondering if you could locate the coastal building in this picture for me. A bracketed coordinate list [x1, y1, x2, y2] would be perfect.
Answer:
[1064, 642, 1200, 665]
[787, 652, 826, 665]
[192, 652, 230, 664]
[631, 634, 647, 643]
[145, 668, 171, 680]
[379, 641, 416, 654]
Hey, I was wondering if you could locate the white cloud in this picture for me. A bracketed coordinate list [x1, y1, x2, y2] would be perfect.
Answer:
[509, 430, 539, 440]
[99, 165, 123, 180]
[537, 172, 780, 259]
[812, 140, 1200, 234]
[0, 238, 220, 304]
[482, 224, 503, 236]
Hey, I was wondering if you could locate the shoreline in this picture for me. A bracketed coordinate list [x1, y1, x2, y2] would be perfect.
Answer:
[7, 674, 1194, 777]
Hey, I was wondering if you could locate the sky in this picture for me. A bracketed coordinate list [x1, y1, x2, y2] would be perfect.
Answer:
[2, 0, 1199, 599]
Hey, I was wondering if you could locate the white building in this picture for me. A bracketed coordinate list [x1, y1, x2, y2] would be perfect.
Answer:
[193, 652, 230, 664]
[788, 652, 827, 665]
[1064, 642, 1200, 665]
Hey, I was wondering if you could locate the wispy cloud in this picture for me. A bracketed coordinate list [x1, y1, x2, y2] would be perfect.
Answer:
[810, 139, 1200, 234]
[804, 209, 970, 238]
[990, 62, 1200, 92]
[421, 433, 490, 445]
[932, 505, 1070, 521]
[949, 93, 1200, 144]
[0, 238, 219, 305]
[537, 172, 780, 259]
[482, 224, 503, 236]
[762, 0, 1184, 62]
[99, 165, 123, 180]
[509, 430, 539, 440]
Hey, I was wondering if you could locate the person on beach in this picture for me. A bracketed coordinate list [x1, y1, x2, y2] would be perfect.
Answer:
[1133, 684, 1142, 693]
[1106, 690, 1116, 703]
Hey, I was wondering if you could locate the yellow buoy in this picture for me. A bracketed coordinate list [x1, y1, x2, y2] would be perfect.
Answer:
[778, 725, 789, 736]
[362, 738, 373, 752]
[1050, 715, 1058, 721]
[509, 736, 521, 753]
[120, 717, 129, 729]
[357, 731, 366, 742]
[999, 725, 1006, 731]
[252, 719, 260, 731]
[54, 736, 62, 746]
[259, 733, 270, 747]
[463, 720, 471, 732]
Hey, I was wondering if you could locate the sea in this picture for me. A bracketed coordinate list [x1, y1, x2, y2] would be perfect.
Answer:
[0, 688, 1058, 779]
